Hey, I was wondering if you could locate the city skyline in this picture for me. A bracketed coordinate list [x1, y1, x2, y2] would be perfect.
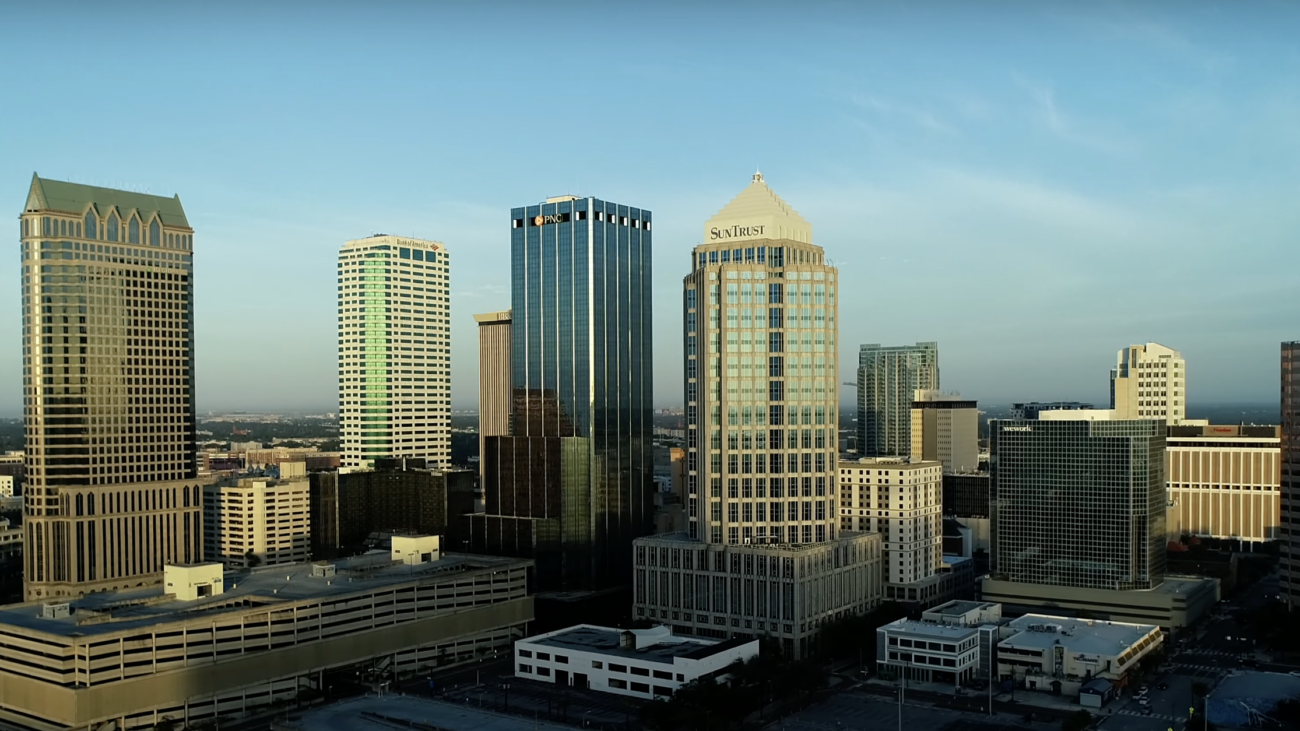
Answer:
[3, 3, 1300, 416]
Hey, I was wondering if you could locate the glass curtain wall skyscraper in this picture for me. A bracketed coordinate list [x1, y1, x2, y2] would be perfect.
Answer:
[857, 342, 939, 457]
[474, 196, 653, 591]
[19, 175, 203, 600]
[337, 236, 451, 470]
[1282, 342, 1300, 610]
[990, 417, 1166, 591]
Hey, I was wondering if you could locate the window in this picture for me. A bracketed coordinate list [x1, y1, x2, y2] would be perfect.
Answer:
[519, 664, 533, 673]
[592, 661, 603, 669]
[519, 649, 532, 658]
[654, 685, 673, 696]
[555, 655, 569, 664]
[653, 670, 673, 680]
[631, 666, 650, 676]
[609, 663, 627, 673]
[609, 679, 628, 689]
[537, 667, 551, 676]
[631, 682, 650, 693]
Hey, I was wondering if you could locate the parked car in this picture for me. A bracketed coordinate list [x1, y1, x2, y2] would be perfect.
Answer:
[1157, 683, 1169, 691]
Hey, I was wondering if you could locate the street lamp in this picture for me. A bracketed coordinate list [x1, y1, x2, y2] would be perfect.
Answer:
[502, 682, 511, 712]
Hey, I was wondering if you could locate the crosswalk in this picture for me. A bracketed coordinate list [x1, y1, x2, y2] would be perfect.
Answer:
[1114, 708, 1187, 723]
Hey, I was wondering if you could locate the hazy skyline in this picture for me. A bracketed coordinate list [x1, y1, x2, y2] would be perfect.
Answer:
[2, 1, 1297, 416]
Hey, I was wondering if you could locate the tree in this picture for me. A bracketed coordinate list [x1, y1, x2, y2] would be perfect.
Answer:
[245, 551, 262, 568]
[1061, 709, 1091, 731]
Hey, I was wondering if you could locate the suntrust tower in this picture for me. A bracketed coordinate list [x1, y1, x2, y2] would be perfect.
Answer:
[632, 174, 883, 659]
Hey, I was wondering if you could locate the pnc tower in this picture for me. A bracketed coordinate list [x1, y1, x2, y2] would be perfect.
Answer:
[337, 235, 452, 470]
[19, 175, 203, 601]
[472, 195, 654, 592]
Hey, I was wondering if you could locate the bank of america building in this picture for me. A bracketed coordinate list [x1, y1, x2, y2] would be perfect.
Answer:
[632, 175, 882, 659]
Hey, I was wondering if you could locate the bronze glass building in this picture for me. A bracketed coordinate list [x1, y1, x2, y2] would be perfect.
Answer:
[1282, 342, 1300, 609]
[18, 175, 203, 600]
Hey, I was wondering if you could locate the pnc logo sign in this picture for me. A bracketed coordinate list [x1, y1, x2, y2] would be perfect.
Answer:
[532, 213, 570, 226]
[709, 224, 766, 241]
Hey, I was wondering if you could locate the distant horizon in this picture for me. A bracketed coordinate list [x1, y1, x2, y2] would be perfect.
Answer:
[0, 399, 1283, 421]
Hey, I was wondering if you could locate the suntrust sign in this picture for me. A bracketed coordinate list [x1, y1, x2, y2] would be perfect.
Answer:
[709, 224, 765, 241]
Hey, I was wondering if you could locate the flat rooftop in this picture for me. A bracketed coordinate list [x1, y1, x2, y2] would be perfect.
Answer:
[0, 552, 528, 639]
[881, 618, 982, 639]
[927, 600, 997, 618]
[1002, 614, 1159, 657]
[522, 626, 748, 665]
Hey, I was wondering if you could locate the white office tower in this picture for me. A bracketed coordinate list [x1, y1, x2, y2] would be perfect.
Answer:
[1110, 342, 1187, 425]
[632, 173, 882, 659]
[338, 235, 451, 470]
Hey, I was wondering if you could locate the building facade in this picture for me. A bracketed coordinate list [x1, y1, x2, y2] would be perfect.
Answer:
[19, 175, 204, 601]
[1166, 425, 1280, 543]
[991, 417, 1166, 591]
[474, 310, 512, 480]
[309, 459, 476, 559]
[514, 624, 758, 700]
[1282, 342, 1300, 610]
[838, 458, 943, 586]
[857, 342, 939, 458]
[0, 552, 531, 731]
[471, 195, 654, 592]
[910, 391, 979, 473]
[337, 235, 451, 470]
[1010, 402, 1094, 420]
[203, 475, 311, 569]
[1110, 342, 1186, 424]
[632, 532, 882, 659]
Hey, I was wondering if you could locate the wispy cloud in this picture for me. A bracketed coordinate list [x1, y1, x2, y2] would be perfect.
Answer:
[1013, 74, 1133, 154]
[846, 92, 958, 135]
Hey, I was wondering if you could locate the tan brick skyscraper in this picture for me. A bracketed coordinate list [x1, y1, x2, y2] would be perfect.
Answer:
[19, 175, 204, 600]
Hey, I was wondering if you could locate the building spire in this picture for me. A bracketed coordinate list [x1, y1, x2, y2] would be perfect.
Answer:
[753, 169, 764, 184]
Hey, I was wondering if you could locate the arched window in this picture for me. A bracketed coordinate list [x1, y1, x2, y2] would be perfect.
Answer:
[149, 219, 160, 247]
[128, 217, 140, 244]
[84, 209, 98, 239]
[107, 214, 119, 242]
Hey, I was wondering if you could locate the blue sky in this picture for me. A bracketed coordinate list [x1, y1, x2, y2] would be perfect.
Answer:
[2, 1, 1297, 415]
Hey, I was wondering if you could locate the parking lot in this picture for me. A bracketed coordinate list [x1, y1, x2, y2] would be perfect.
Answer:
[780, 688, 1035, 731]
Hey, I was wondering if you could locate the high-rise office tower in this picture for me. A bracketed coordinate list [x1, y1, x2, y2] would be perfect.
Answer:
[474, 310, 512, 481]
[990, 417, 1166, 591]
[1282, 342, 1300, 610]
[910, 390, 980, 473]
[471, 196, 654, 591]
[19, 175, 203, 600]
[1110, 342, 1187, 424]
[857, 342, 939, 457]
[633, 174, 882, 658]
[337, 235, 451, 470]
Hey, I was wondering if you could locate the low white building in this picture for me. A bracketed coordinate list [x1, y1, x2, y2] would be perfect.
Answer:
[515, 625, 759, 700]
[877, 600, 1000, 688]
[997, 614, 1163, 695]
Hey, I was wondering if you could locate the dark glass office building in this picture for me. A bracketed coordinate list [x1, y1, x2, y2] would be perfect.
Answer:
[1282, 342, 1300, 610]
[990, 418, 1166, 591]
[473, 196, 653, 592]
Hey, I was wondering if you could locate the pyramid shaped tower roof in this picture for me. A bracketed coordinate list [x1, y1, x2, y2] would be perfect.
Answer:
[703, 172, 812, 245]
